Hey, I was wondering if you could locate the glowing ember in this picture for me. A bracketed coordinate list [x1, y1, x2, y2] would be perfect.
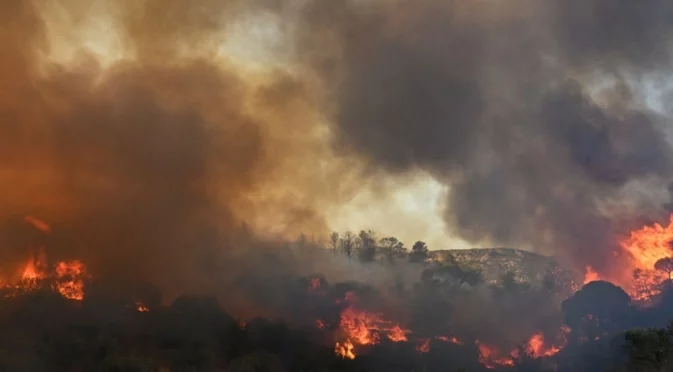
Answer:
[54, 261, 86, 301]
[435, 335, 463, 345]
[309, 277, 321, 291]
[583, 266, 600, 284]
[23, 215, 52, 233]
[335, 340, 355, 359]
[136, 303, 150, 312]
[416, 338, 430, 353]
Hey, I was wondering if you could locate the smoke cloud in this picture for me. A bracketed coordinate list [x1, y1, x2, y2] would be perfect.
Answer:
[295, 0, 673, 277]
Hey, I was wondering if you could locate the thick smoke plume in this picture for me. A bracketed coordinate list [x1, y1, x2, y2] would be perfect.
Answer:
[297, 0, 673, 277]
[0, 0, 367, 305]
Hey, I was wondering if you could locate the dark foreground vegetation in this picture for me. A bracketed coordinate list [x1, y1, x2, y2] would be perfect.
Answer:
[2, 274, 673, 372]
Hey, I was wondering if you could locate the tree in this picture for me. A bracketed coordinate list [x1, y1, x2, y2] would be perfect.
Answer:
[409, 241, 429, 263]
[328, 232, 340, 253]
[340, 231, 357, 258]
[562, 281, 632, 342]
[357, 230, 377, 263]
[655, 257, 673, 280]
[379, 236, 406, 263]
[625, 322, 673, 371]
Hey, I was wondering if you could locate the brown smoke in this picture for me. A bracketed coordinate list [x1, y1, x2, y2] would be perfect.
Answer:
[0, 0, 363, 301]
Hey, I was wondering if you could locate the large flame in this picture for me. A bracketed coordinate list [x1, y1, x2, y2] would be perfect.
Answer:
[617, 214, 673, 300]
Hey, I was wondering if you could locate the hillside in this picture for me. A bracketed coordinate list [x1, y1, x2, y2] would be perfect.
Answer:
[428, 248, 576, 288]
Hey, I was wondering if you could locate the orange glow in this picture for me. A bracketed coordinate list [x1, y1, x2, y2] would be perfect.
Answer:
[136, 303, 150, 312]
[54, 260, 86, 301]
[416, 338, 430, 353]
[583, 266, 600, 284]
[21, 259, 41, 282]
[309, 277, 321, 291]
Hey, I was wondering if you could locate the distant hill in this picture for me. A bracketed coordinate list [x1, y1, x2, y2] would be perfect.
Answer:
[428, 248, 576, 288]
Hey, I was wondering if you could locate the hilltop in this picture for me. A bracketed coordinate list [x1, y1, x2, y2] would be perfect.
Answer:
[427, 248, 576, 288]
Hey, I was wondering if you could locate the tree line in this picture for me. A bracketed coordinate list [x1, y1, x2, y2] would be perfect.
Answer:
[326, 230, 430, 264]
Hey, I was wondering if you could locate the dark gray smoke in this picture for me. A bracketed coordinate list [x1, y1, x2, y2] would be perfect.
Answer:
[295, 0, 673, 275]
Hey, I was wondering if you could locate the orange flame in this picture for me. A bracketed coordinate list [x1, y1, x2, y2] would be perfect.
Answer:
[333, 292, 410, 359]
[136, 303, 150, 312]
[583, 266, 600, 284]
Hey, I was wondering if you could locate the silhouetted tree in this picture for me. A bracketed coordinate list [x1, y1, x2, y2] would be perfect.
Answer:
[409, 241, 430, 263]
[340, 231, 357, 259]
[357, 230, 377, 263]
[633, 269, 661, 301]
[328, 232, 340, 253]
[655, 257, 673, 280]
[379, 236, 406, 263]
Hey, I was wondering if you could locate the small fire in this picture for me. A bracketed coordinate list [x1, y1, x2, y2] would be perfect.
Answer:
[335, 340, 355, 360]
[136, 303, 150, 312]
[435, 335, 463, 345]
[54, 261, 86, 301]
[583, 266, 600, 284]
[333, 292, 410, 359]
[476, 342, 515, 369]
[525, 332, 561, 358]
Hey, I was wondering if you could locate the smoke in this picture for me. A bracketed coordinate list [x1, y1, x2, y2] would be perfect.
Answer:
[295, 0, 673, 276]
[0, 0, 373, 303]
